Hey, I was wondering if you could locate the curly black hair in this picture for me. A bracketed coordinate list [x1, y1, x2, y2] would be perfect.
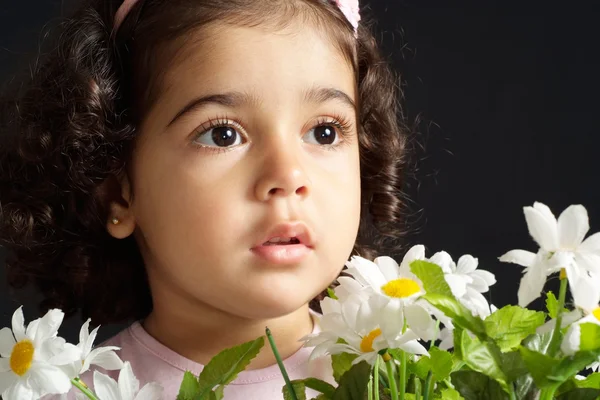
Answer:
[0, 0, 409, 324]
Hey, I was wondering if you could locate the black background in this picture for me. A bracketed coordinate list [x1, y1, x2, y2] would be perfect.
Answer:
[1, 1, 599, 344]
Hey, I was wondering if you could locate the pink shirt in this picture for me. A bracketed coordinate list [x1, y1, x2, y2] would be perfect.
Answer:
[61, 313, 333, 399]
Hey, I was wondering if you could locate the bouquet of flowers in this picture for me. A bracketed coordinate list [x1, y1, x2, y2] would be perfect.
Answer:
[2, 202, 600, 400]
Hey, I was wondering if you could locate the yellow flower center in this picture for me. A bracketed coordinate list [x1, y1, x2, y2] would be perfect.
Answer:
[381, 278, 421, 298]
[360, 328, 382, 353]
[592, 307, 600, 322]
[10, 340, 35, 376]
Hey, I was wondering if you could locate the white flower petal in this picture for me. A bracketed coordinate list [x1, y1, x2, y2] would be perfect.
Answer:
[464, 288, 492, 319]
[3, 379, 33, 400]
[398, 339, 429, 356]
[378, 300, 404, 340]
[48, 343, 82, 366]
[27, 362, 72, 395]
[11, 307, 26, 342]
[352, 351, 378, 366]
[456, 255, 478, 274]
[499, 249, 536, 267]
[83, 347, 123, 373]
[134, 382, 163, 400]
[320, 296, 341, 316]
[404, 304, 436, 341]
[0, 370, 17, 394]
[118, 362, 140, 400]
[94, 370, 121, 400]
[524, 205, 559, 250]
[517, 264, 547, 307]
[569, 269, 600, 311]
[561, 324, 581, 356]
[0, 328, 16, 358]
[430, 251, 455, 273]
[374, 256, 400, 282]
[580, 232, 600, 255]
[400, 245, 426, 269]
[444, 274, 467, 298]
[469, 271, 496, 292]
[334, 277, 365, 301]
[345, 257, 387, 289]
[558, 205, 589, 249]
[32, 309, 64, 344]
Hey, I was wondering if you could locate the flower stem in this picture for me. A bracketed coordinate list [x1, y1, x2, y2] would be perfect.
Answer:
[414, 376, 422, 400]
[399, 350, 407, 399]
[368, 375, 374, 400]
[71, 378, 99, 400]
[374, 354, 381, 400]
[423, 371, 433, 400]
[385, 357, 399, 400]
[266, 327, 298, 400]
[548, 274, 568, 357]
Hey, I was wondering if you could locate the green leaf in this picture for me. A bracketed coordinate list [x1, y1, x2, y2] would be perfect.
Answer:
[458, 329, 509, 391]
[498, 351, 528, 383]
[327, 288, 339, 300]
[332, 361, 371, 400]
[212, 386, 224, 400]
[298, 378, 336, 398]
[519, 347, 560, 388]
[177, 371, 201, 400]
[196, 336, 265, 397]
[551, 350, 600, 382]
[413, 347, 453, 382]
[546, 291, 560, 319]
[439, 388, 465, 400]
[580, 323, 600, 351]
[421, 293, 487, 338]
[451, 370, 509, 400]
[556, 388, 600, 400]
[283, 381, 307, 400]
[576, 373, 600, 389]
[331, 352, 358, 383]
[484, 306, 546, 352]
[514, 332, 553, 399]
[410, 260, 454, 297]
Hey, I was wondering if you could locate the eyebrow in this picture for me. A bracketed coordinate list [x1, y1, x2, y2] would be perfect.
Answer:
[168, 86, 356, 127]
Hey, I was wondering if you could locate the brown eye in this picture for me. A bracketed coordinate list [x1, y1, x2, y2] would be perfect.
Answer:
[303, 125, 339, 146]
[194, 126, 243, 148]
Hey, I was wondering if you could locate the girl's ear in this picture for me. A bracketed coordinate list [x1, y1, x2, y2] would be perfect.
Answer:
[102, 174, 136, 239]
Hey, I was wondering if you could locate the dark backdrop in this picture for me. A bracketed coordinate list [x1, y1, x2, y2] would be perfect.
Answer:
[1, 1, 599, 344]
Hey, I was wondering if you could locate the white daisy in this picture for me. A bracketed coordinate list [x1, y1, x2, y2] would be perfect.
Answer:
[0, 307, 81, 400]
[499, 202, 600, 307]
[341, 252, 437, 341]
[302, 295, 428, 366]
[431, 252, 496, 318]
[61, 319, 123, 379]
[75, 362, 162, 400]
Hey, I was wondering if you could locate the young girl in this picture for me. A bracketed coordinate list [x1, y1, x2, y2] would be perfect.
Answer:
[0, 0, 408, 398]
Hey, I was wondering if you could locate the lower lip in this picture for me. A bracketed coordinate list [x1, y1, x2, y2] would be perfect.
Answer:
[251, 244, 312, 265]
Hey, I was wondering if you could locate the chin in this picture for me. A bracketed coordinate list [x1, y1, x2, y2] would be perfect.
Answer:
[233, 289, 318, 320]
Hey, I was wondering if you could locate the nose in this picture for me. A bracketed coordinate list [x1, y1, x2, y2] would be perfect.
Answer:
[254, 142, 311, 202]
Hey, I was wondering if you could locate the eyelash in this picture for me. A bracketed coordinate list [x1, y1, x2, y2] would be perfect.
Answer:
[190, 113, 355, 153]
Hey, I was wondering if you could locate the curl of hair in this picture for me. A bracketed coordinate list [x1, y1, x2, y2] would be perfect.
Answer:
[0, 0, 408, 323]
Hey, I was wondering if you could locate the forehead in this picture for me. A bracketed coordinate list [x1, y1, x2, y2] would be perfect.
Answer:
[156, 23, 357, 110]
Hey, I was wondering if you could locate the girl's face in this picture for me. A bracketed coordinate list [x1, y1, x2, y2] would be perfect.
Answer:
[111, 22, 361, 319]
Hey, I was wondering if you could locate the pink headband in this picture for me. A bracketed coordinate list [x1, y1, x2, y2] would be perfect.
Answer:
[113, 0, 360, 35]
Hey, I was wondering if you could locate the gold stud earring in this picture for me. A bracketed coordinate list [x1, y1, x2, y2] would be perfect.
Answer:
[111, 217, 120, 225]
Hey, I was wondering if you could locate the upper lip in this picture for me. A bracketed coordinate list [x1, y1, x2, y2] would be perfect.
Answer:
[253, 222, 315, 248]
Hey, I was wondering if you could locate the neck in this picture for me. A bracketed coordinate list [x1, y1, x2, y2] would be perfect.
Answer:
[142, 291, 314, 370]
